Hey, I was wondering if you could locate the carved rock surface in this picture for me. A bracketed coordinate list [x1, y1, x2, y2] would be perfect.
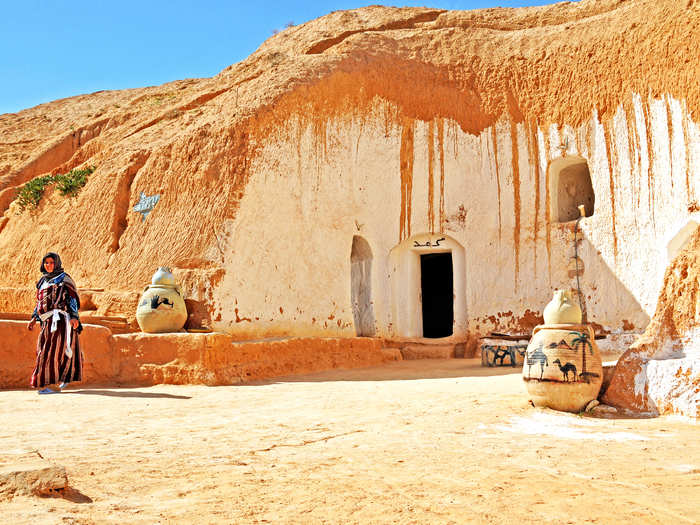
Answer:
[0, 0, 698, 334]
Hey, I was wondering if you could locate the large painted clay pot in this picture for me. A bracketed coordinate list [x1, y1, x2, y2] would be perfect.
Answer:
[543, 289, 582, 325]
[136, 267, 187, 333]
[522, 323, 603, 412]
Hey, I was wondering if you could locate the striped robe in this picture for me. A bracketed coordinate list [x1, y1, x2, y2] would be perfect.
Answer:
[30, 273, 83, 388]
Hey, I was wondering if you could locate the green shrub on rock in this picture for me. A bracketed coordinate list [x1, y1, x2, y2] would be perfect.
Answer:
[16, 175, 55, 211]
[54, 166, 94, 198]
[15, 166, 96, 212]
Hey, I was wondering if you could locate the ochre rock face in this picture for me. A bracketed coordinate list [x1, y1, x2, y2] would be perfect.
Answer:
[0, 0, 699, 348]
[1, 0, 698, 290]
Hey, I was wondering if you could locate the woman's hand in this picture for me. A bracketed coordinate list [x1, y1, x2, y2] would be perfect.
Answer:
[70, 319, 79, 330]
[27, 318, 36, 331]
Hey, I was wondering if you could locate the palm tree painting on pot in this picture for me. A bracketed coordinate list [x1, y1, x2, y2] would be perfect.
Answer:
[570, 330, 600, 383]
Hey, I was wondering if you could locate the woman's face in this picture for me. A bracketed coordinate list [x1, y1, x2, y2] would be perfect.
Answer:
[44, 257, 55, 273]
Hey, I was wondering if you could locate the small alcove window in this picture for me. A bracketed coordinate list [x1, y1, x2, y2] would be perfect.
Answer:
[550, 156, 595, 222]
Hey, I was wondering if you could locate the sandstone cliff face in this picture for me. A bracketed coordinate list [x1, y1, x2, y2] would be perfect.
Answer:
[0, 0, 698, 354]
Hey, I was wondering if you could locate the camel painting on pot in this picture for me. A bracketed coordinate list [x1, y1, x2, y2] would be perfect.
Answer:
[523, 323, 603, 413]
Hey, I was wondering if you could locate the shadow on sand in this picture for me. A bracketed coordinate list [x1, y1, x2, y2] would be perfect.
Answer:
[40, 486, 94, 503]
[65, 389, 191, 399]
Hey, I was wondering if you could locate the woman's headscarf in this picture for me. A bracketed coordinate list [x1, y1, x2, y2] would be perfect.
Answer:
[38, 252, 64, 285]
[35, 252, 80, 314]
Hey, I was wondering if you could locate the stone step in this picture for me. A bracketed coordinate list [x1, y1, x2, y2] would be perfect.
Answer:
[0, 312, 33, 321]
[82, 315, 134, 334]
[0, 312, 135, 334]
[381, 348, 403, 361]
[400, 344, 456, 360]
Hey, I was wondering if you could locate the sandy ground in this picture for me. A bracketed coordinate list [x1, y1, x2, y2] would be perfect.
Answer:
[1, 358, 698, 524]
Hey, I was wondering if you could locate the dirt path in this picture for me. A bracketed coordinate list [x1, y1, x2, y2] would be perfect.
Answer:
[1, 359, 698, 524]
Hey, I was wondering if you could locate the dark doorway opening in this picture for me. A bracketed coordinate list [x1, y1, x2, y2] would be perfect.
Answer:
[420, 252, 454, 338]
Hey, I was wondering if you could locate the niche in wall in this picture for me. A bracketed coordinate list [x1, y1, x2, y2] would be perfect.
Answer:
[549, 156, 595, 222]
[350, 235, 375, 337]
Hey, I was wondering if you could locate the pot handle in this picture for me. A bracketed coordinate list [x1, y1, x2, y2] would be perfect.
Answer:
[585, 324, 596, 342]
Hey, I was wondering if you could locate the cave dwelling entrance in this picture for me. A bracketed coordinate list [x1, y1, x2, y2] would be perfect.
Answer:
[389, 233, 466, 340]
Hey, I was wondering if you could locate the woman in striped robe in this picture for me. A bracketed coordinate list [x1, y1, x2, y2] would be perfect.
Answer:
[27, 252, 83, 394]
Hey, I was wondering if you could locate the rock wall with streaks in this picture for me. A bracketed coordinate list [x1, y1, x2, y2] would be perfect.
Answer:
[0, 0, 698, 356]
[211, 93, 698, 341]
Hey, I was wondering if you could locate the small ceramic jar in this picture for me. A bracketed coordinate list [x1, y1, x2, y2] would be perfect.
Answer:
[543, 289, 582, 324]
[135, 267, 187, 333]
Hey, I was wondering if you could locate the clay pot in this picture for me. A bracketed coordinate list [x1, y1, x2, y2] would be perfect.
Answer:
[135, 267, 187, 333]
[522, 323, 603, 412]
[543, 289, 582, 324]
[151, 266, 176, 286]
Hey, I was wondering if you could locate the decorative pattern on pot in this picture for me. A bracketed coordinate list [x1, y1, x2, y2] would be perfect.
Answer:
[522, 323, 603, 412]
[135, 267, 187, 333]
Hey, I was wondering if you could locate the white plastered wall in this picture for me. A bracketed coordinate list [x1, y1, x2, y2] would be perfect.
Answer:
[211, 94, 699, 340]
